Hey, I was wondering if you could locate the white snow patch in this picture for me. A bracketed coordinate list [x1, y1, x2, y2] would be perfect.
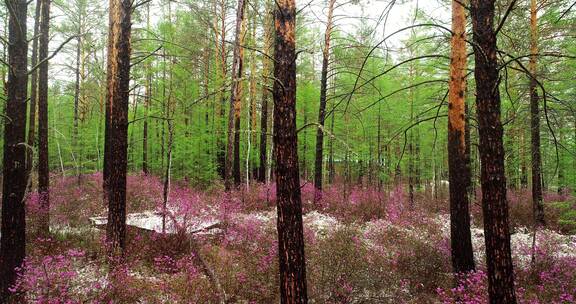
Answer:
[90, 210, 220, 235]
[434, 214, 576, 266]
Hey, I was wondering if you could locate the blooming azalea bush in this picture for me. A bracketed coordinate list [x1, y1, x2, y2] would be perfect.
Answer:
[14, 173, 576, 303]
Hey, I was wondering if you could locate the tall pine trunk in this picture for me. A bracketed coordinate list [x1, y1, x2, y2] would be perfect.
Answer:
[314, 0, 336, 199]
[529, 0, 545, 226]
[104, 0, 132, 259]
[258, 1, 273, 183]
[470, 0, 517, 302]
[274, 0, 308, 302]
[142, 1, 151, 174]
[448, 0, 475, 274]
[26, 0, 42, 183]
[0, 0, 28, 300]
[38, 0, 52, 235]
[216, 0, 227, 180]
[225, 0, 246, 190]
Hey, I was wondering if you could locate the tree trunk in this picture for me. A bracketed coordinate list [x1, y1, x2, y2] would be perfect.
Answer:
[225, 0, 246, 190]
[408, 63, 415, 208]
[37, 0, 51, 236]
[216, 0, 227, 180]
[143, 60, 150, 174]
[233, 17, 247, 186]
[328, 105, 335, 185]
[448, 0, 475, 274]
[0, 0, 28, 300]
[73, 30, 81, 168]
[274, 0, 308, 302]
[377, 104, 382, 191]
[162, 120, 173, 234]
[520, 131, 528, 188]
[248, 10, 257, 182]
[314, 0, 336, 199]
[26, 0, 42, 183]
[470, 0, 517, 303]
[529, 0, 545, 226]
[104, 0, 132, 259]
[258, 1, 273, 183]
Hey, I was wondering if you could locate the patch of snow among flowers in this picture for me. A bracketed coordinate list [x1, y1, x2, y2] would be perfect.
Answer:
[434, 214, 576, 266]
[303, 211, 341, 237]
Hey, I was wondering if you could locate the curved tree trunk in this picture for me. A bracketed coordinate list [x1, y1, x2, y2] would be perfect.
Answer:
[0, 0, 28, 301]
[274, 0, 308, 302]
[470, 0, 517, 303]
[448, 0, 475, 274]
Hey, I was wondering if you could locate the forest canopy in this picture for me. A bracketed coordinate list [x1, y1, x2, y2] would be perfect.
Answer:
[0, 0, 575, 303]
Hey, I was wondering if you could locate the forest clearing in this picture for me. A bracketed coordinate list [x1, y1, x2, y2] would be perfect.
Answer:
[0, 0, 575, 303]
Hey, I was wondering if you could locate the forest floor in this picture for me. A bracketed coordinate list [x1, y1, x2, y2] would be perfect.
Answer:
[12, 173, 576, 303]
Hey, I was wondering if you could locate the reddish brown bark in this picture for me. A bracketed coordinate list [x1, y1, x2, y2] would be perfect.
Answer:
[448, 0, 475, 274]
[1, 0, 28, 300]
[104, 0, 132, 259]
[273, 0, 308, 302]
[470, 0, 517, 303]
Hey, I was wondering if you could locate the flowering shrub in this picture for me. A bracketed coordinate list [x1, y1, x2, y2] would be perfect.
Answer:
[15, 174, 576, 303]
[10, 248, 107, 303]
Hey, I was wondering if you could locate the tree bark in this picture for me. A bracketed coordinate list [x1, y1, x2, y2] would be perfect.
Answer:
[104, 0, 132, 259]
[328, 103, 335, 185]
[529, 0, 545, 226]
[274, 1, 308, 302]
[225, 0, 246, 190]
[0, 0, 28, 301]
[408, 62, 415, 208]
[448, 0, 475, 274]
[142, 1, 151, 175]
[314, 0, 336, 198]
[470, 0, 517, 303]
[258, 1, 273, 183]
[37, 0, 52, 236]
[26, 0, 42, 183]
[73, 25, 81, 168]
[162, 120, 173, 234]
[216, 0, 227, 180]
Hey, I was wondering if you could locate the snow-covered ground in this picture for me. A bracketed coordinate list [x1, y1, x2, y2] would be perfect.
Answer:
[89, 211, 220, 234]
[434, 214, 576, 266]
